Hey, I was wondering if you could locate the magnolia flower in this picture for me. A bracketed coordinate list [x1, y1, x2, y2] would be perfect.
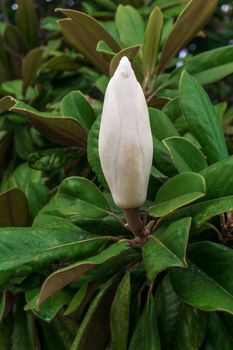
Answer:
[99, 56, 153, 210]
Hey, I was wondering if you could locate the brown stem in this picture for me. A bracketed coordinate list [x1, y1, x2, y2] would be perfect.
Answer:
[123, 208, 147, 238]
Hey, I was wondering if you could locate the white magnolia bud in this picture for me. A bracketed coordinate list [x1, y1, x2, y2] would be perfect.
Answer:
[99, 56, 153, 209]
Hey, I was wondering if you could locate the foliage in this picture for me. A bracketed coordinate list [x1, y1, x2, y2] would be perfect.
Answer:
[0, 0, 233, 349]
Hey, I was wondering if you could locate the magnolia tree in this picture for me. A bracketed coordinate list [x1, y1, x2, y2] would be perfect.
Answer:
[0, 0, 233, 349]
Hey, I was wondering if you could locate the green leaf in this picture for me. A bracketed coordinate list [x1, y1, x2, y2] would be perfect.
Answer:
[171, 46, 233, 86]
[162, 97, 181, 122]
[110, 272, 130, 350]
[15, 0, 38, 49]
[37, 241, 129, 306]
[14, 127, 34, 160]
[129, 294, 161, 350]
[12, 301, 33, 350]
[143, 7, 163, 79]
[70, 279, 114, 350]
[41, 16, 61, 31]
[1, 163, 48, 218]
[55, 176, 110, 219]
[7, 97, 87, 148]
[22, 47, 44, 96]
[25, 288, 71, 321]
[71, 246, 136, 289]
[204, 313, 233, 350]
[42, 54, 79, 71]
[215, 102, 227, 124]
[149, 108, 179, 140]
[158, 0, 217, 73]
[179, 71, 228, 163]
[170, 242, 233, 315]
[64, 285, 88, 316]
[0, 224, 103, 287]
[168, 196, 233, 229]
[0, 188, 29, 227]
[38, 313, 76, 350]
[96, 40, 115, 61]
[200, 156, 233, 199]
[115, 5, 144, 47]
[149, 172, 206, 217]
[164, 136, 207, 173]
[57, 9, 120, 74]
[0, 314, 12, 350]
[61, 91, 96, 130]
[152, 136, 177, 177]
[143, 217, 190, 281]
[87, 116, 109, 189]
[109, 45, 141, 77]
[156, 275, 207, 350]
[28, 147, 85, 171]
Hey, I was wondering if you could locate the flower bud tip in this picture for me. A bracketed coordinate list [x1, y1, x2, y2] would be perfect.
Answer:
[116, 56, 131, 78]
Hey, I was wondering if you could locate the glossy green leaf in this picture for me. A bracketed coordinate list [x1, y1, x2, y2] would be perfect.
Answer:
[0, 188, 29, 227]
[55, 176, 110, 218]
[28, 147, 85, 171]
[87, 116, 109, 189]
[111, 272, 130, 350]
[5, 97, 87, 148]
[158, 0, 217, 73]
[170, 242, 233, 315]
[25, 288, 71, 321]
[149, 172, 206, 217]
[149, 108, 179, 140]
[22, 47, 44, 95]
[37, 241, 128, 306]
[115, 5, 144, 47]
[61, 91, 96, 130]
[143, 217, 190, 281]
[156, 275, 207, 350]
[143, 7, 163, 80]
[200, 156, 233, 199]
[129, 294, 161, 350]
[179, 71, 228, 163]
[164, 136, 207, 173]
[15, 0, 38, 49]
[0, 224, 102, 287]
